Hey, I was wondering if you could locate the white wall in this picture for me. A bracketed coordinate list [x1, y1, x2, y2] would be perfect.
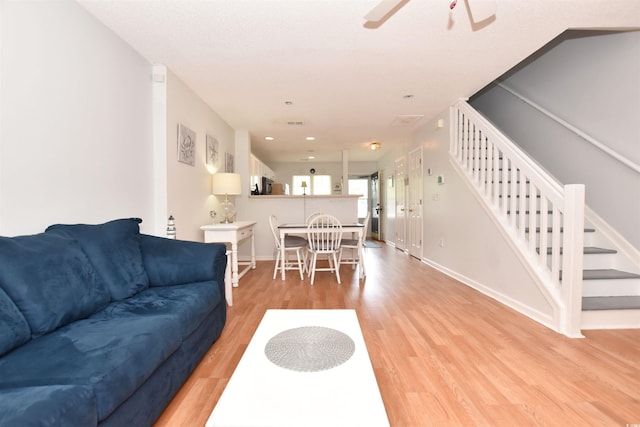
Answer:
[471, 30, 640, 248]
[165, 69, 236, 242]
[0, 1, 155, 236]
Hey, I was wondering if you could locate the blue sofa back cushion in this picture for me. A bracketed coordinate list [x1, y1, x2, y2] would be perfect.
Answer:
[0, 287, 31, 357]
[140, 234, 227, 287]
[46, 218, 150, 301]
[0, 233, 111, 337]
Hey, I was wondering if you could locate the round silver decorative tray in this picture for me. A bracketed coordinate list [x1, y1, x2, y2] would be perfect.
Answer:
[264, 326, 355, 372]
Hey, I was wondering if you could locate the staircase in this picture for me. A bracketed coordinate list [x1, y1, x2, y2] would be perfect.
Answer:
[449, 100, 640, 336]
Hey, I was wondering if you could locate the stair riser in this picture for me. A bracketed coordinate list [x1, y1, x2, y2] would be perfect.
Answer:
[582, 309, 640, 329]
[583, 279, 640, 297]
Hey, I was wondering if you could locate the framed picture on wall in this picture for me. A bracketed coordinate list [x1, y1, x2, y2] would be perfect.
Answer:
[177, 124, 196, 166]
[206, 135, 219, 166]
[225, 152, 234, 173]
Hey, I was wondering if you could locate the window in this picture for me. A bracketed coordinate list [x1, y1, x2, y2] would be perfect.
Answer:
[348, 178, 369, 219]
[292, 175, 332, 195]
[292, 175, 309, 195]
[312, 175, 332, 195]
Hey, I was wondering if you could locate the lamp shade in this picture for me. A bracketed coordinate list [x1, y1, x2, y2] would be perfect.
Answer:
[212, 173, 241, 195]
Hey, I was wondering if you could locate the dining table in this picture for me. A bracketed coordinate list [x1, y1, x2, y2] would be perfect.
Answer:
[277, 222, 365, 281]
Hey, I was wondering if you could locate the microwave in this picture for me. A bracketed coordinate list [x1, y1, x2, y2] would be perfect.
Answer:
[261, 177, 273, 195]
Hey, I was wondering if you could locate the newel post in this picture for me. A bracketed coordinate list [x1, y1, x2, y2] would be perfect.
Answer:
[560, 184, 585, 338]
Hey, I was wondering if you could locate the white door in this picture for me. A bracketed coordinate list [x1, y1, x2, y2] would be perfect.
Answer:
[408, 147, 423, 259]
[395, 157, 407, 252]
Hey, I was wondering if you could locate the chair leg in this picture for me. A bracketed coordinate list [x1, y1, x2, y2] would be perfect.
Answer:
[332, 252, 341, 284]
[296, 248, 304, 280]
[310, 252, 317, 285]
[272, 249, 281, 279]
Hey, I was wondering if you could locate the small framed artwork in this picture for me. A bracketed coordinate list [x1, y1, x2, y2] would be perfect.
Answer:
[225, 152, 234, 173]
[206, 135, 219, 166]
[177, 124, 196, 166]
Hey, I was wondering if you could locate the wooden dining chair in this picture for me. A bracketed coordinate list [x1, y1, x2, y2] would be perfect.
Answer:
[269, 215, 307, 280]
[306, 214, 343, 285]
[339, 211, 370, 278]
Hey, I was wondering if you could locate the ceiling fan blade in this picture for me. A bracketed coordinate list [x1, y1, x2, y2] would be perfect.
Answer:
[466, 0, 497, 22]
[364, 0, 405, 22]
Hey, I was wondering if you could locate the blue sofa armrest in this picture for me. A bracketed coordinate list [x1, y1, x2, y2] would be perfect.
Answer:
[139, 235, 227, 295]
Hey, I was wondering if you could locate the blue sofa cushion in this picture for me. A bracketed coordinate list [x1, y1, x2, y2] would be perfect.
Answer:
[0, 385, 96, 427]
[46, 218, 149, 301]
[0, 287, 30, 357]
[140, 234, 227, 287]
[91, 280, 222, 339]
[0, 314, 181, 421]
[0, 233, 111, 337]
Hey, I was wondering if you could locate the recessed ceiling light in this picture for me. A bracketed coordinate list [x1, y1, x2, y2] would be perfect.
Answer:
[308, 156, 315, 159]
[265, 136, 275, 141]
[306, 136, 315, 141]
[370, 142, 381, 151]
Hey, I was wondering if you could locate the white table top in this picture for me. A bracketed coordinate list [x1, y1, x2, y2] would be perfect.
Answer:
[201, 221, 256, 231]
[206, 309, 389, 427]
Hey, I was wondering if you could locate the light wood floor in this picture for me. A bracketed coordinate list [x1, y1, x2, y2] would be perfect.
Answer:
[155, 242, 640, 426]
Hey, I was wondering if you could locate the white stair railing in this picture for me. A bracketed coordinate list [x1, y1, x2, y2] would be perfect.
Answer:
[450, 100, 585, 338]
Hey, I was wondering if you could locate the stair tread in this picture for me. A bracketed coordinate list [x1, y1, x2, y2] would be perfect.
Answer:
[538, 246, 617, 255]
[560, 269, 640, 281]
[583, 269, 640, 280]
[506, 210, 553, 214]
[525, 227, 595, 233]
[582, 296, 640, 311]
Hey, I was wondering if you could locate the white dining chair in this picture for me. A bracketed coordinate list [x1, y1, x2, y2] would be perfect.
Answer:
[269, 215, 307, 280]
[339, 212, 370, 278]
[306, 214, 343, 285]
[305, 211, 322, 224]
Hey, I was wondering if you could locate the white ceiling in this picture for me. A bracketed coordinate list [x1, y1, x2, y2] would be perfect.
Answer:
[78, 0, 639, 163]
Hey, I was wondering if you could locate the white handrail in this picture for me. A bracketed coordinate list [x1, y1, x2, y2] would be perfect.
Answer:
[496, 83, 640, 174]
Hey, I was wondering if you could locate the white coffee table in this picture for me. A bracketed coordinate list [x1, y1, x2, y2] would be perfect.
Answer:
[206, 309, 390, 427]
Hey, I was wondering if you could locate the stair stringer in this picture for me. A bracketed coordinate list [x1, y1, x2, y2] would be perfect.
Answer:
[450, 101, 586, 338]
[584, 206, 640, 273]
[581, 206, 640, 329]
[449, 156, 561, 332]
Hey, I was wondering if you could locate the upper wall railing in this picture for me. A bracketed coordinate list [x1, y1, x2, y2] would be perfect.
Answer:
[450, 100, 585, 338]
[496, 83, 640, 174]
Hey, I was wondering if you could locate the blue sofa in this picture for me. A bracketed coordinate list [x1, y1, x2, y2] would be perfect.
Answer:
[0, 218, 227, 426]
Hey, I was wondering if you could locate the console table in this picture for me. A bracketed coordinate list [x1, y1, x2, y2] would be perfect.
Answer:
[201, 221, 256, 305]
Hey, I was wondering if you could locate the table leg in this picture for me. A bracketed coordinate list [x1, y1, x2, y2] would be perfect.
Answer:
[250, 231, 256, 269]
[231, 242, 239, 287]
[224, 250, 233, 306]
[359, 230, 366, 279]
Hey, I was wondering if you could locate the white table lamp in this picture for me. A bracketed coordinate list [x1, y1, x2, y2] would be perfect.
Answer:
[212, 173, 242, 223]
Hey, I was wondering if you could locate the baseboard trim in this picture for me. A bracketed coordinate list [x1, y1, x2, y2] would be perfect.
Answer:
[421, 257, 558, 334]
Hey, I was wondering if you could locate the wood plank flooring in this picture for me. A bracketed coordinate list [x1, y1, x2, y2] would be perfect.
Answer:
[154, 242, 640, 426]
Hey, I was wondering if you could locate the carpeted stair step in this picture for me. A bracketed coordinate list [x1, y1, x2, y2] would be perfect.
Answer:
[506, 210, 553, 215]
[537, 247, 617, 255]
[525, 227, 595, 233]
[560, 268, 640, 281]
[583, 269, 640, 280]
[582, 296, 640, 311]
[582, 269, 640, 297]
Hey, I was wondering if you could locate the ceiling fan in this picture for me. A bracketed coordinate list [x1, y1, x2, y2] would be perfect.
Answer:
[364, 0, 497, 27]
